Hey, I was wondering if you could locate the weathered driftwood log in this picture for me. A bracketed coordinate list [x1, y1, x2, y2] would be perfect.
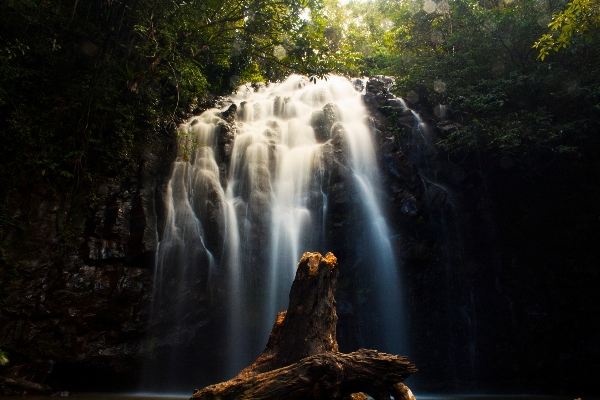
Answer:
[237, 252, 339, 378]
[191, 349, 417, 400]
[191, 252, 417, 400]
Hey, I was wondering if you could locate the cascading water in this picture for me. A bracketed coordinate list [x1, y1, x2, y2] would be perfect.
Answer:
[150, 74, 406, 383]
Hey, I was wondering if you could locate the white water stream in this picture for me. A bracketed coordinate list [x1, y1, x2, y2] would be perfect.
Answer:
[153, 75, 405, 378]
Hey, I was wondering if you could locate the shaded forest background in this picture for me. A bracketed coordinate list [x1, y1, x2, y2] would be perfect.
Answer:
[1, 0, 599, 394]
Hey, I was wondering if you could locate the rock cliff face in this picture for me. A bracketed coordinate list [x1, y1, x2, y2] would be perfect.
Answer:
[354, 77, 599, 394]
[349, 78, 504, 391]
[0, 127, 177, 393]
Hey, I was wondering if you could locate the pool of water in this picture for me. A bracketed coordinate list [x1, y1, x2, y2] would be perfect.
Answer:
[23, 394, 599, 400]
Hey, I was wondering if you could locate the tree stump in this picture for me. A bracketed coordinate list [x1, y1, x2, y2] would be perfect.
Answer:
[191, 252, 417, 400]
[237, 252, 339, 378]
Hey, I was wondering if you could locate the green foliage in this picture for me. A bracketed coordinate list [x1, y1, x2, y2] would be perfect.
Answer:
[0, 0, 334, 178]
[280, 0, 600, 162]
[379, 106, 404, 139]
[177, 130, 205, 162]
[534, 0, 600, 60]
[319, 0, 398, 76]
[355, 0, 600, 160]
[0, 349, 8, 366]
[0, 0, 335, 264]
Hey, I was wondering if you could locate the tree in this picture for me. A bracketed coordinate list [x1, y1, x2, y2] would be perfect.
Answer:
[355, 0, 600, 161]
[534, 0, 600, 60]
[0, 0, 335, 289]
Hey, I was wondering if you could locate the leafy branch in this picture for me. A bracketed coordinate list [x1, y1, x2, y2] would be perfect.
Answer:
[534, 0, 600, 60]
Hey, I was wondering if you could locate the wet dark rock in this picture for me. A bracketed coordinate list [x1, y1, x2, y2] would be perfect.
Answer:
[366, 79, 386, 94]
[0, 375, 52, 395]
[195, 95, 233, 114]
[248, 191, 271, 223]
[215, 106, 238, 186]
[437, 120, 462, 134]
[311, 103, 341, 143]
[262, 128, 278, 140]
[251, 82, 266, 92]
[0, 120, 175, 391]
[401, 197, 419, 216]
[331, 122, 345, 151]
[2, 360, 54, 387]
[266, 120, 282, 137]
[188, 169, 226, 254]
[352, 78, 365, 92]
[347, 74, 600, 395]
[220, 103, 237, 124]
[311, 110, 328, 142]
[272, 97, 281, 117]
[51, 391, 75, 396]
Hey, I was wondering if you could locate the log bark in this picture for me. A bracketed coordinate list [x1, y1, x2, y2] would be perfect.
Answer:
[237, 252, 339, 378]
[190, 252, 417, 400]
[191, 349, 417, 400]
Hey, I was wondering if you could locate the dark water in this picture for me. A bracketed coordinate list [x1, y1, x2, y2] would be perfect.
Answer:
[24, 395, 600, 400]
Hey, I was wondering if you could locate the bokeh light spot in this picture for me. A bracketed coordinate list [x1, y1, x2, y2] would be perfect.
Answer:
[381, 19, 394, 30]
[408, 0, 421, 13]
[273, 45, 287, 60]
[231, 38, 245, 56]
[407, 91, 419, 103]
[431, 31, 443, 45]
[437, 0, 450, 13]
[482, 20, 495, 32]
[537, 14, 552, 27]
[434, 104, 447, 119]
[243, 9, 255, 21]
[534, 0, 549, 11]
[423, 0, 437, 14]
[433, 80, 446, 93]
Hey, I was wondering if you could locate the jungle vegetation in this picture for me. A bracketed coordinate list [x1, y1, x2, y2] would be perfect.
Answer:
[1, 0, 599, 282]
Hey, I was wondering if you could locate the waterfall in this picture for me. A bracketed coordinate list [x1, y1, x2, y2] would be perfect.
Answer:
[151, 74, 406, 382]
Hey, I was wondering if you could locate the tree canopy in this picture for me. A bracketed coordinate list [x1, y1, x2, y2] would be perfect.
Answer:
[534, 0, 600, 60]
[318, 0, 599, 163]
[0, 0, 335, 184]
[2, 0, 598, 194]
[1, 0, 599, 261]
[0, 0, 338, 248]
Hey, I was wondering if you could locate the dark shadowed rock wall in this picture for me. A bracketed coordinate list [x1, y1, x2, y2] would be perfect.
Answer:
[0, 124, 178, 393]
[351, 77, 600, 395]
